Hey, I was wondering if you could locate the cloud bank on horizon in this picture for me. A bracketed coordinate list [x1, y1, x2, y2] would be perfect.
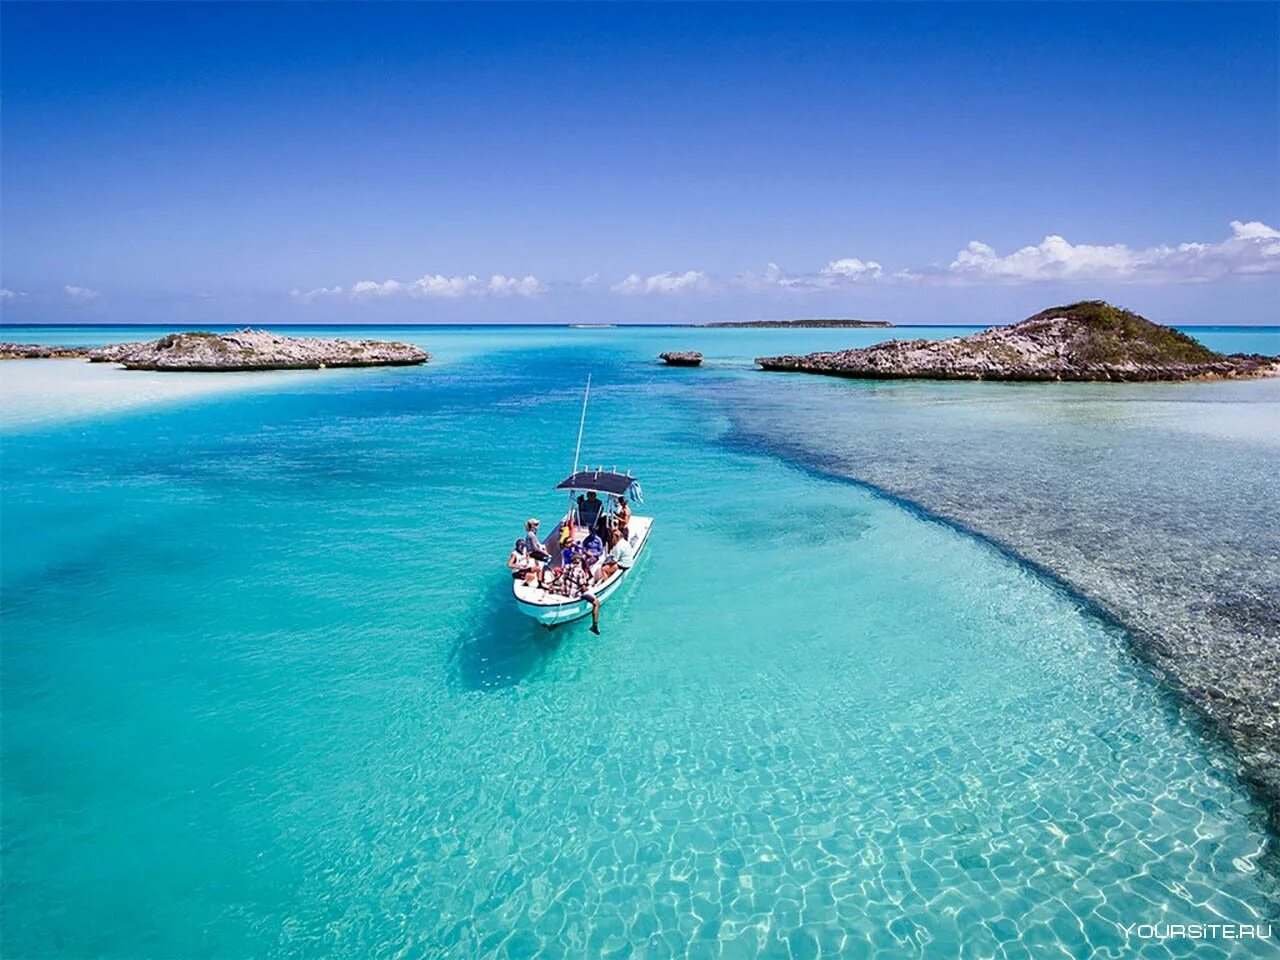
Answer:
[292, 274, 544, 303]
[276, 220, 1278, 305]
[8, 220, 1275, 318]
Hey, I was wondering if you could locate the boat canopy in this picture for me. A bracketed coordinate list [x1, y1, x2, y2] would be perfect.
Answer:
[555, 468, 641, 500]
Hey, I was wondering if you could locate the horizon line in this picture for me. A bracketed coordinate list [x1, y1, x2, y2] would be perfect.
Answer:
[4, 322, 1279, 331]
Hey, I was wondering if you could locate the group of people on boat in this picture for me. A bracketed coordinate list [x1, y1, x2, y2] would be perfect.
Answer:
[507, 493, 636, 634]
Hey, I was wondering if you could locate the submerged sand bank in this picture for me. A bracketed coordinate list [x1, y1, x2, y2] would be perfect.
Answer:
[0, 359, 334, 430]
[727, 374, 1280, 829]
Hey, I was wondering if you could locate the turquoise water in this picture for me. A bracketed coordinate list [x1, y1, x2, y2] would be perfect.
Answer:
[3, 326, 1279, 957]
[722, 329, 1280, 824]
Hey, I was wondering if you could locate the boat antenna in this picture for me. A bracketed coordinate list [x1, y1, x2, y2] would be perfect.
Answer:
[571, 374, 591, 477]
[564, 375, 592, 527]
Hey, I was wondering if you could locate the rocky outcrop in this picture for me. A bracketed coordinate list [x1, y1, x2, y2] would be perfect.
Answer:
[0, 343, 94, 360]
[659, 351, 703, 367]
[85, 343, 140, 364]
[757, 301, 1279, 382]
[87, 329, 429, 371]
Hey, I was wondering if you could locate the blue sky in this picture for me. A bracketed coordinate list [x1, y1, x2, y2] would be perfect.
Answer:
[2, 2, 1277, 325]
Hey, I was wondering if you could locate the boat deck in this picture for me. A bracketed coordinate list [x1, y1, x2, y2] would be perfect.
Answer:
[513, 515, 653, 607]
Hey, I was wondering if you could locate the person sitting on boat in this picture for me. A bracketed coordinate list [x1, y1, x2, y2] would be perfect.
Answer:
[507, 538, 542, 586]
[560, 552, 602, 634]
[582, 528, 605, 562]
[559, 515, 576, 550]
[598, 528, 634, 580]
[523, 518, 550, 562]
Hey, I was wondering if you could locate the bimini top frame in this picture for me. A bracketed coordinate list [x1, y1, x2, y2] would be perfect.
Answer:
[555, 468, 642, 501]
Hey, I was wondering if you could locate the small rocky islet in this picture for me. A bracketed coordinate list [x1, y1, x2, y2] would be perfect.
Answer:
[756, 301, 1279, 382]
[2, 329, 429, 371]
[658, 351, 703, 367]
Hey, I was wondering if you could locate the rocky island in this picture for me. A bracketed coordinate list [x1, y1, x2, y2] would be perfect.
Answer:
[658, 351, 703, 367]
[757, 301, 1278, 382]
[2, 329, 429, 371]
[93, 330, 430, 370]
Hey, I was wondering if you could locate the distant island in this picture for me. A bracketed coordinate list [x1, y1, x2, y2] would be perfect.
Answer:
[757, 301, 1279, 382]
[706, 318, 893, 328]
[2, 330, 429, 371]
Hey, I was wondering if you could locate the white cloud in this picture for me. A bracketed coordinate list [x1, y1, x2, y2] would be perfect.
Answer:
[736, 258, 885, 292]
[950, 236, 1132, 281]
[581, 272, 600, 287]
[946, 220, 1280, 284]
[408, 275, 476, 298]
[611, 270, 710, 295]
[351, 278, 408, 298]
[822, 257, 884, 281]
[485, 274, 546, 297]
[751, 262, 817, 291]
[64, 284, 100, 301]
[1228, 219, 1280, 241]
[0, 288, 26, 299]
[428, 275, 477, 297]
[333, 273, 545, 300]
[290, 285, 344, 302]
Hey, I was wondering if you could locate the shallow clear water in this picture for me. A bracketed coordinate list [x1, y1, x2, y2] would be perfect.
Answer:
[726, 332, 1280, 824]
[3, 327, 1279, 957]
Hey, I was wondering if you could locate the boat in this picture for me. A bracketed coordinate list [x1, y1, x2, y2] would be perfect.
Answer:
[512, 469, 653, 627]
[511, 379, 653, 627]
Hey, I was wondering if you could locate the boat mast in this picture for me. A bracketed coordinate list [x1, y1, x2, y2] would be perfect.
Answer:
[567, 375, 591, 520]
[571, 375, 591, 477]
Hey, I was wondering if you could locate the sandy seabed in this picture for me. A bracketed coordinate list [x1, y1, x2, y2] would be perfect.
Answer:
[0, 359, 333, 431]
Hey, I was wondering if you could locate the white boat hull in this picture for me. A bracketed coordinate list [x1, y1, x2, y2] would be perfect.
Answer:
[513, 516, 652, 627]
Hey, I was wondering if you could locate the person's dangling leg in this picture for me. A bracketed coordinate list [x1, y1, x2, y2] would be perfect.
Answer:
[586, 593, 600, 634]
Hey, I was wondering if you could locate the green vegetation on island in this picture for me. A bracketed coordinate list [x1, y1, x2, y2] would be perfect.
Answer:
[757, 301, 1278, 382]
